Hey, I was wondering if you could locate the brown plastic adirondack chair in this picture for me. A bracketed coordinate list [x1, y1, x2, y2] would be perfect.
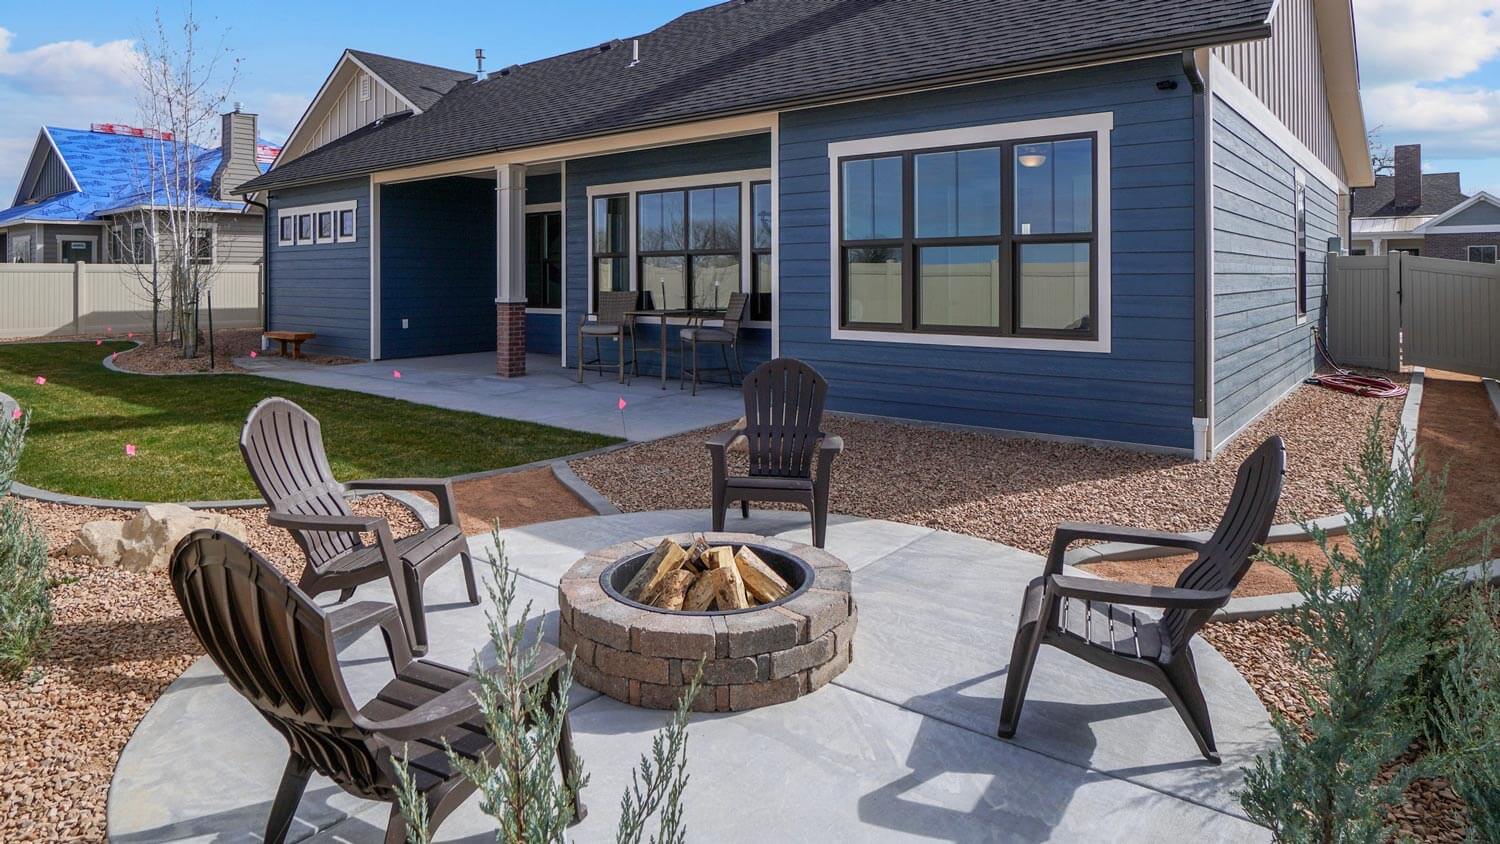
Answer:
[706, 357, 843, 548]
[240, 397, 478, 656]
[169, 530, 584, 844]
[997, 435, 1285, 763]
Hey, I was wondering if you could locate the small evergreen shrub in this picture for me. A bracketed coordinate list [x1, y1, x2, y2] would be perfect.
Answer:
[397, 529, 701, 844]
[0, 408, 52, 681]
[1432, 585, 1500, 841]
[1239, 414, 1464, 843]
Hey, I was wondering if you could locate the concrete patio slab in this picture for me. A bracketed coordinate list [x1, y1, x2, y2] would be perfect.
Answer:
[109, 512, 1273, 842]
[237, 352, 741, 441]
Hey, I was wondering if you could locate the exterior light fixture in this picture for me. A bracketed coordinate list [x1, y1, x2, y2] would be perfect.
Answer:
[1017, 147, 1047, 168]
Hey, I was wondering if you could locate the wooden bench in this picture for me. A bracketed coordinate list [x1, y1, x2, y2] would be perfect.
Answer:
[263, 331, 315, 359]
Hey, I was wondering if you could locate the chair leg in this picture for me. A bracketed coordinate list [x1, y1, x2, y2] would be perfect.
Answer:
[264, 754, 312, 844]
[711, 483, 727, 532]
[335, 587, 356, 604]
[691, 339, 701, 396]
[1161, 651, 1221, 763]
[678, 337, 689, 391]
[740, 500, 749, 519]
[460, 552, 480, 605]
[383, 803, 413, 844]
[997, 614, 1048, 739]
[399, 572, 430, 658]
[731, 343, 743, 386]
[617, 331, 625, 384]
[576, 328, 585, 383]
[550, 671, 588, 825]
[811, 491, 829, 549]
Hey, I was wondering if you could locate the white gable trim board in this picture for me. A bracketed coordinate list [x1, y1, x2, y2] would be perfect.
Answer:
[1417, 191, 1500, 234]
[276, 52, 424, 169]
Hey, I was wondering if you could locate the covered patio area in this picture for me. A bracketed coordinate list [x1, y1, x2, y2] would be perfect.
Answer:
[108, 509, 1274, 842]
[238, 351, 743, 441]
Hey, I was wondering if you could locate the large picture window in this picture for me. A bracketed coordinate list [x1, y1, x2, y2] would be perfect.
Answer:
[835, 125, 1103, 342]
[638, 185, 740, 310]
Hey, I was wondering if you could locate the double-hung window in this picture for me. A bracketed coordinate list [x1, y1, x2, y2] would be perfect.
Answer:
[1468, 245, 1497, 264]
[638, 185, 740, 310]
[751, 181, 773, 321]
[834, 118, 1107, 346]
[592, 194, 629, 310]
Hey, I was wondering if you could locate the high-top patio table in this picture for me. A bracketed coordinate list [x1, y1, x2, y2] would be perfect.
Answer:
[627, 307, 727, 389]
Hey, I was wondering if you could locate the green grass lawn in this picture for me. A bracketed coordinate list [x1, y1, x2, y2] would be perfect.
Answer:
[0, 342, 620, 501]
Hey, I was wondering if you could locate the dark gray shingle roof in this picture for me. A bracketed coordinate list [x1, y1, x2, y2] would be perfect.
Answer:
[1352, 172, 1468, 219]
[347, 49, 473, 112]
[244, 0, 1274, 193]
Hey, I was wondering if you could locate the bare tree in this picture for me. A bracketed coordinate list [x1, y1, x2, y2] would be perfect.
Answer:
[110, 163, 166, 344]
[131, 3, 239, 357]
[1368, 125, 1394, 177]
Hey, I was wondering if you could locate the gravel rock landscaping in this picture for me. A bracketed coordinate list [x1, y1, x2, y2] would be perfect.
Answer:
[0, 495, 421, 842]
[571, 382, 1406, 556]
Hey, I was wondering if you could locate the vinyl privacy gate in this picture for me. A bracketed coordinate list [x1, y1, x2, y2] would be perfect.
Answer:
[1326, 252, 1500, 378]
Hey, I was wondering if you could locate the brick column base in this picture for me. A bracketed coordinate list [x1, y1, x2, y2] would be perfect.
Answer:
[496, 301, 527, 378]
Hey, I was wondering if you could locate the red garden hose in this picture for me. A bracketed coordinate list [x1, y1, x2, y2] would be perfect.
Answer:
[1306, 329, 1408, 399]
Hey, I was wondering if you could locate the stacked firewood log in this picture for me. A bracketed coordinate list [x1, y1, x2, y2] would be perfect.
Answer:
[621, 536, 792, 611]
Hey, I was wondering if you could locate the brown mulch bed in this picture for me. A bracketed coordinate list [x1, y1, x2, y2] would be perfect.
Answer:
[449, 468, 597, 536]
[572, 382, 1406, 556]
[1415, 369, 1500, 546]
[0, 495, 422, 842]
[110, 328, 360, 374]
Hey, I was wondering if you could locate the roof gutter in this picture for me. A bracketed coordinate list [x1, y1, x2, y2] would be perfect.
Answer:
[237, 21, 1274, 195]
[1183, 48, 1213, 460]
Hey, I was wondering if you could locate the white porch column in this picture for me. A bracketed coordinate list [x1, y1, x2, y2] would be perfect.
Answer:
[495, 163, 527, 377]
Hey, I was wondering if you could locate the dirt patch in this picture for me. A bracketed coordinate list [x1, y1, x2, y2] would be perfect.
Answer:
[449, 468, 597, 535]
[1416, 369, 1500, 544]
[0, 494, 422, 842]
[110, 328, 360, 374]
[1079, 536, 1350, 597]
[572, 382, 1406, 556]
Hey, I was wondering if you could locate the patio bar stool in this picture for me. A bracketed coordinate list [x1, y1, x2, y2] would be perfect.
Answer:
[680, 292, 748, 396]
[578, 290, 637, 384]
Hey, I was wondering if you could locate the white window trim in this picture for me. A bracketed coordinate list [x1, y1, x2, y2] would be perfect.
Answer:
[8, 233, 32, 262]
[524, 202, 564, 314]
[825, 112, 1113, 354]
[1468, 245, 1498, 264]
[278, 200, 358, 247]
[585, 168, 772, 325]
[54, 233, 99, 264]
[192, 227, 216, 265]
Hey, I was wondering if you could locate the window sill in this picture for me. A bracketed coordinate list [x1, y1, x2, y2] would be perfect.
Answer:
[831, 326, 1109, 354]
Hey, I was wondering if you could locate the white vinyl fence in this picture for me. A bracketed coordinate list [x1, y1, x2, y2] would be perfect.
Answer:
[0, 262, 262, 339]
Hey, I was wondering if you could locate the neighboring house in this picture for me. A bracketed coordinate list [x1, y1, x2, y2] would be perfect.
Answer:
[239, 0, 1373, 459]
[0, 110, 277, 265]
[1349, 144, 1475, 258]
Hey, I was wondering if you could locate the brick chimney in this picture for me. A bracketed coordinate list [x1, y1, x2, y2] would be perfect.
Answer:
[212, 106, 260, 201]
[1393, 144, 1422, 209]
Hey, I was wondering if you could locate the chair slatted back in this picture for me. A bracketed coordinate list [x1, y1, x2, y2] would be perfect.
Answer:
[170, 530, 393, 800]
[596, 290, 636, 326]
[240, 397, 357, 570]
[741, 358, 828, 479]
[720, 292, 749, 336]
[1159, 436, 1285, 658]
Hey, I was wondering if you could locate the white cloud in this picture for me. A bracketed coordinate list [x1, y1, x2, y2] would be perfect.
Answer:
[0, 27, 136, 95]
[1354, 0, 1500, 86]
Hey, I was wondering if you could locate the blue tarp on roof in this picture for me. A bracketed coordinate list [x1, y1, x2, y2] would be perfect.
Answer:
[0, 126, 273, 226]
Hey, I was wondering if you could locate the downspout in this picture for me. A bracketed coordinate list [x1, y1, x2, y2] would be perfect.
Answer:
[245, 195, 271, 339]
[1183, 50, 1213, 461]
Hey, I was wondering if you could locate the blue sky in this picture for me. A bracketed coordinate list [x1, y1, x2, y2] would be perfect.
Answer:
[0, 0, 1497, 202]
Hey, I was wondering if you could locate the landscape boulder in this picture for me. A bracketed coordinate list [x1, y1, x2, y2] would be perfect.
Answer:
[69, 504, 248, 572]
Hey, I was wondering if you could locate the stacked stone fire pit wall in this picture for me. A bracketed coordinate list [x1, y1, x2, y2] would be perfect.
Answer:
[558, 533, 856, 712]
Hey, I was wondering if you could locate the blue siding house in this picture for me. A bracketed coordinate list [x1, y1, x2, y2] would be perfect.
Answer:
[239, 0, 1373, 458]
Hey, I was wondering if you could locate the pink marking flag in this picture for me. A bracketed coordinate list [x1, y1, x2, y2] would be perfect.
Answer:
[127, 332, 135, 339]
[96, 339, 103, 346]
[393, 370, 402, 379]
[618, 397, 628, 411]
[249, 350, 258, 358]
[106, 326, 112, 333]
[124, 443, 137, 457]
[34, 376, 46, 385]
[10, 407, 21, 421]
[111, 352, 118, 361]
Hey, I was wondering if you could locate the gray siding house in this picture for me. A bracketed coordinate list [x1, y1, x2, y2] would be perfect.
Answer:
[239, 0, 1373, 459]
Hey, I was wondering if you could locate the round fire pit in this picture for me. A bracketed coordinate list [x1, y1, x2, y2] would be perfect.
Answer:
[558, 532, 856, 712]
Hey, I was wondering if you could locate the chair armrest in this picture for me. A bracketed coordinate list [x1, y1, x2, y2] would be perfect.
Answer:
[345, 478, 458, 526]
[267, 512, 387, 533]
[325, 600, 399, 639]
[819, 435, 845, 455]
[1048, 574, 1231, 610]
[816, 435, 843, 481]
[365, 647, 566, 740]
[1052, 522, 1207, 552]
[705, 426, 746, 450]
